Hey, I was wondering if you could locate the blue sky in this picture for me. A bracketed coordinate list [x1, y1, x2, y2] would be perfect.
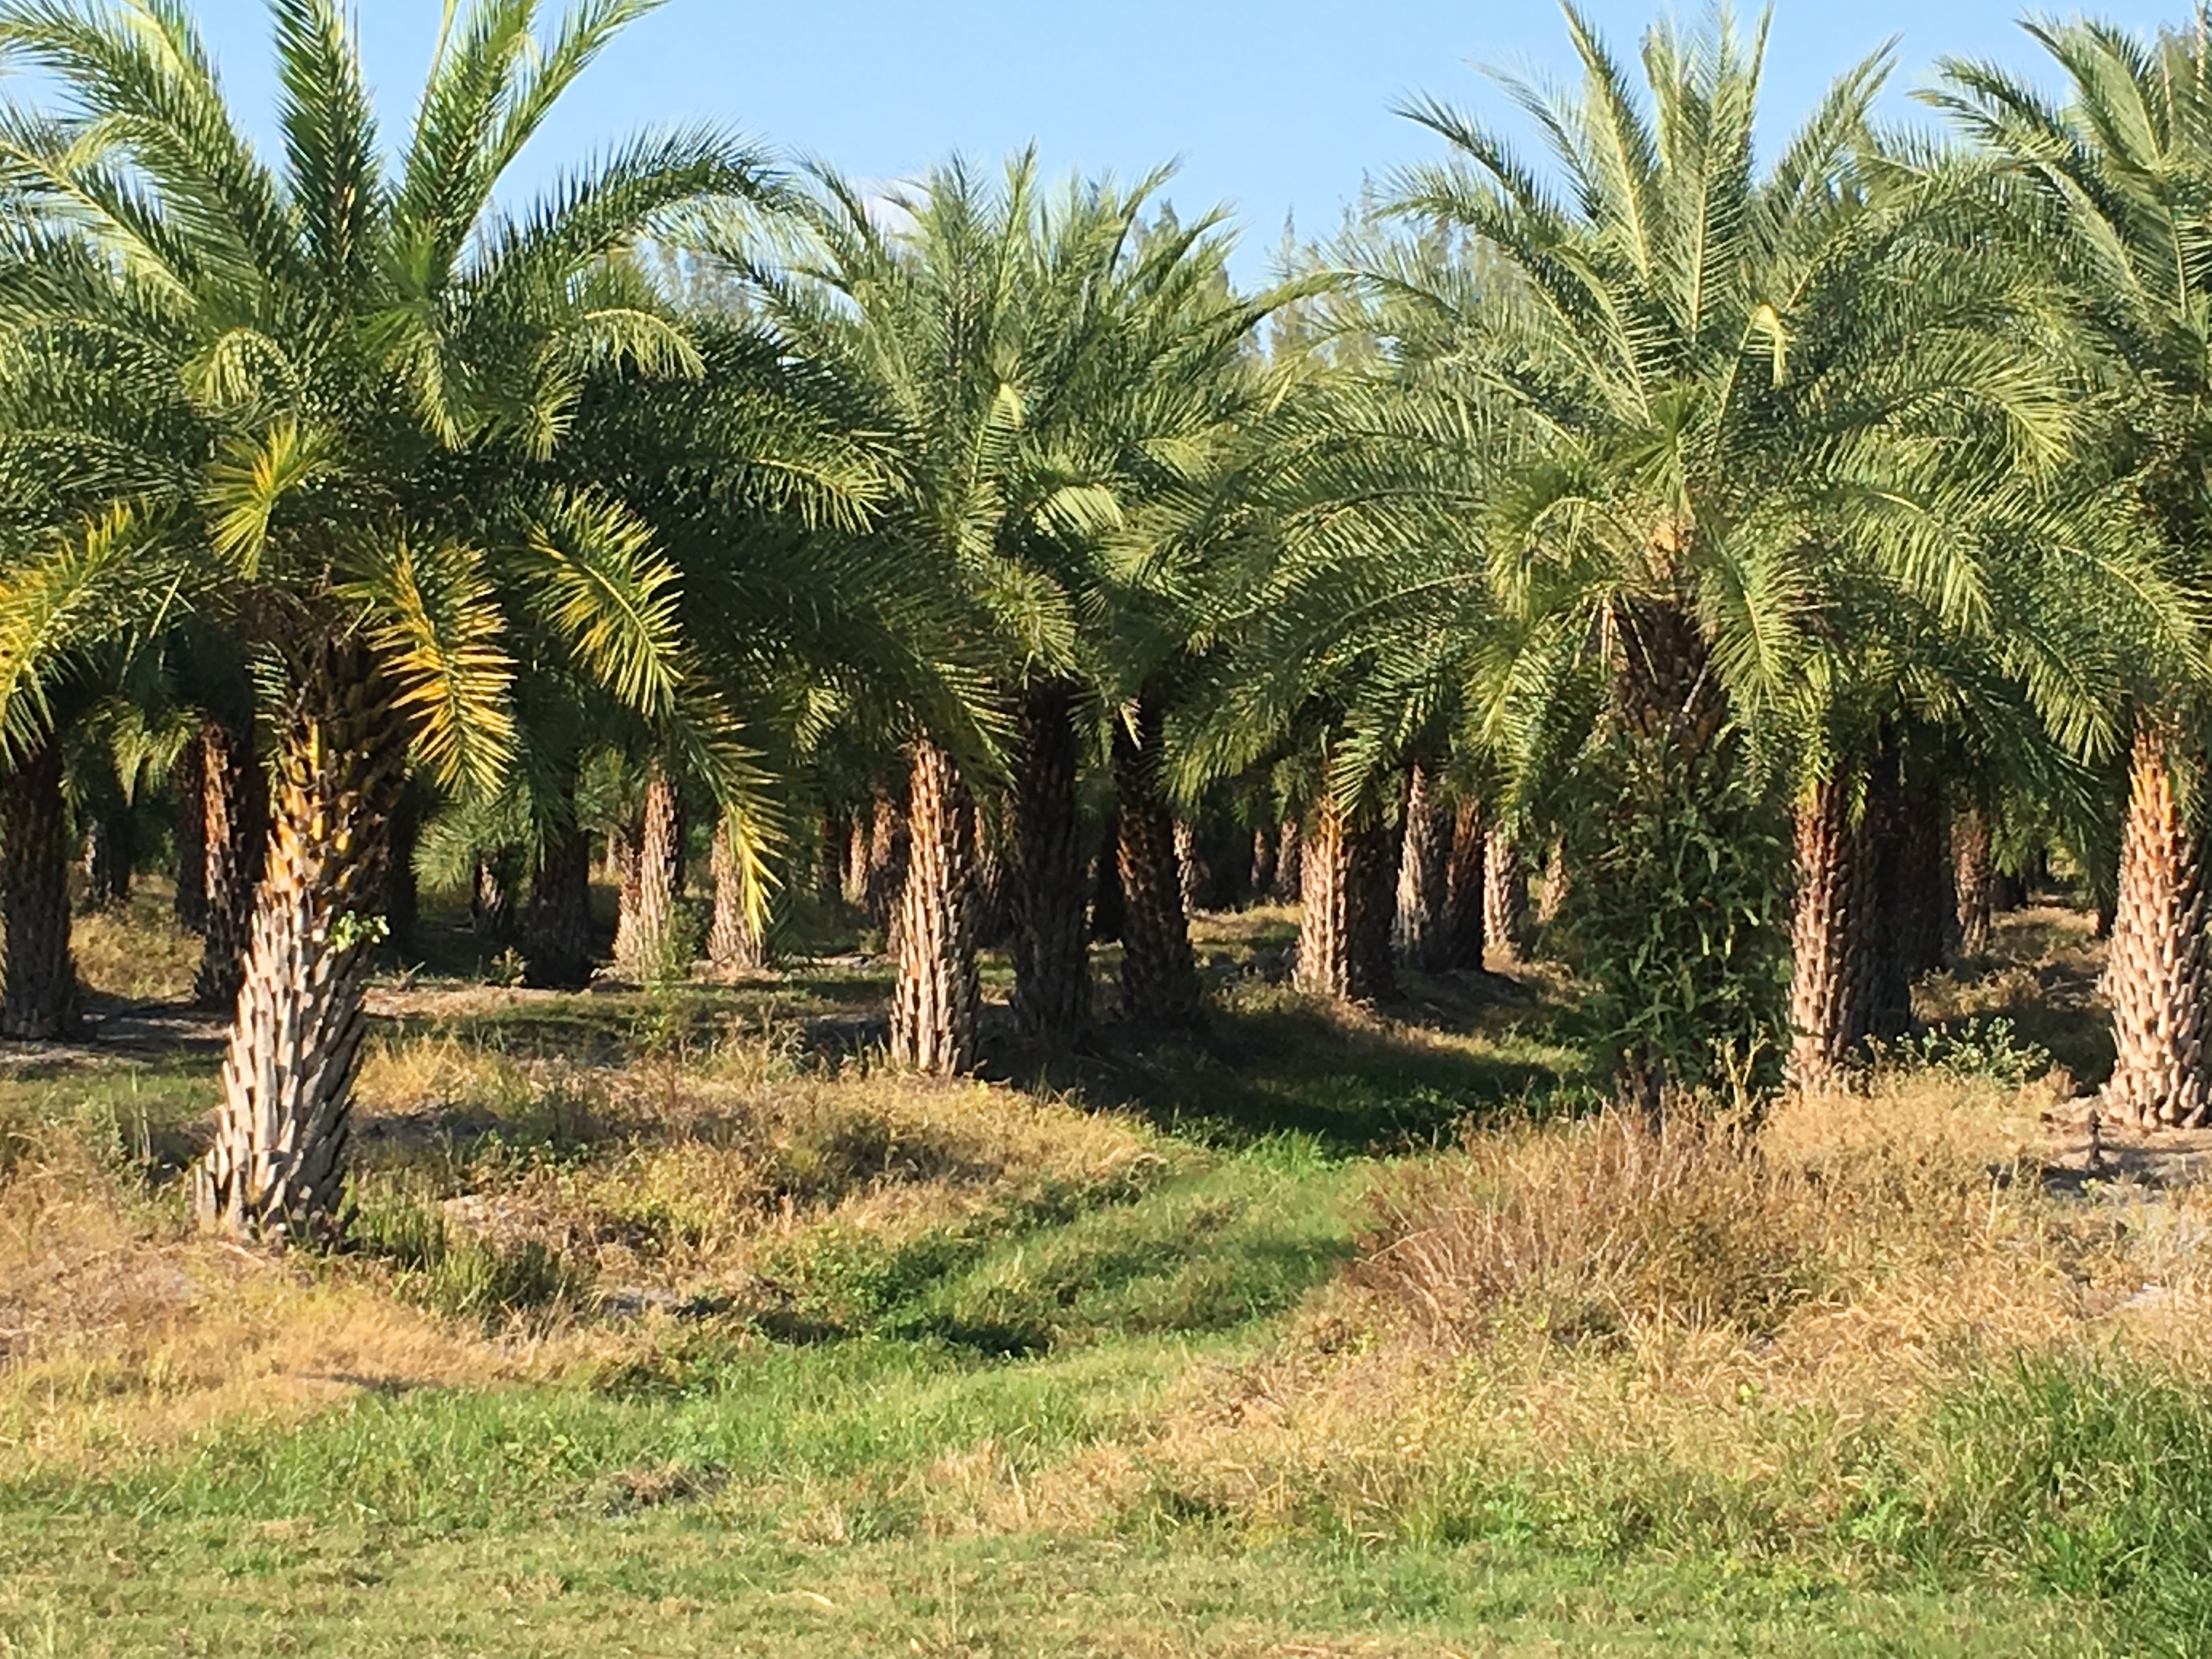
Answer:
[16, 2, 2187, 276]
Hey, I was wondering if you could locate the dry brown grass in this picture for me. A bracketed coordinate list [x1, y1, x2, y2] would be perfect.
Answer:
[1062, 1060, 2212, 1549]
[0, 1026, 1171, 1479]
[70, 896, 199, 1003]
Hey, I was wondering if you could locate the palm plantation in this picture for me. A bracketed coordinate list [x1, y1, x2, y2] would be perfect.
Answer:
[9, 3, 2212, 1652]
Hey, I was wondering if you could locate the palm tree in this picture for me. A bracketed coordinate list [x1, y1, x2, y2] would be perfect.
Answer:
[1933, 14, 2212, 1128]
[0, 0, 777, 1237]
[1383, 6, 2094, 1108]
[749, 157, 1275, 1049]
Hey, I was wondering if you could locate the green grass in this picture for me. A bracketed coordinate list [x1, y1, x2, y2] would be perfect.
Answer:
[0, 901, 2191, 1655]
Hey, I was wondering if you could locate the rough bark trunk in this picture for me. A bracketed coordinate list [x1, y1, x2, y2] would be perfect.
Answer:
[890, 736, 979, 1074]
[1250, 826, 1278, 902]
[1483, 827, 1529, 963]
[1395, 761, 1451, 971]
[1089, 811, 1125, 943]
[1787, 772, 1874, 1089]
[1173, 820, 1204, 919]
[0, 738, 79, 1040]
[471, 853, 516, 941]
[172, 727, 208, 934]
[190, 644, 408, 1240]
[1898, 778, 1951, 979]
[1951, 803, 1994, 958]
[819, 811, 849, 910]
[1114, 696, 1201, 1026]
[1272, 818, 1302, 904]
[82, 811, 134, 910]
[522, 821, 596, 990]
[1294, 795, 1397, 1005]
[1010, 680, 1090, 1037]
[2103, 709, 2211, 1128]
[862, 782, 909, 947]
[843, 812, 868, 905]
[707, 816, 769, 975]
[1536, 838, 1568, 927]
[381, 785, 417, 961]
[194, 718, 269, 1011]
[972, 799, 1015, 949]
[1859, 741, 1916, 1042]
[1443, 799, 1487, 971]
[613, 761, 685, 980]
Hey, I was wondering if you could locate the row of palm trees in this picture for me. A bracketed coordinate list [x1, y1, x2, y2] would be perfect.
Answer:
[0, 0, 2208, 1243]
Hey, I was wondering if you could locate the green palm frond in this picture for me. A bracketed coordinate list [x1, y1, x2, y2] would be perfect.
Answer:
[521, 486, 682, 717]
[343, 534, 516, 794]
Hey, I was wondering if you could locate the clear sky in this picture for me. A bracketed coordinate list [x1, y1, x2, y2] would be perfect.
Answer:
[15, 1, 2187, 277]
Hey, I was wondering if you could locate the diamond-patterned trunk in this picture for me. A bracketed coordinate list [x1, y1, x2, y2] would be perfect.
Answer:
[1114, 694, 1201, 1026]
[1483, 827, 1528, 963]
[1951, 804, 1994, 957]
[862, 781, 909, 947]
[890, 736, 979, 1074]
[613, 761, 684, 980]
[172, 728, 208, 934]
[1295, 794, 1397, 1005]
[522, 820, 596, 989]
[1443, 800, 1488, 971]
[1009, 680, 1089, 1036]
[0, 738, 79, 1040]
[193, 718, 269, 1010]
[1787, 770, 1874, 1088]
[190, 644, 408, 1240]
[1394, 761, 1451, 971]
[707, 815, 768, 975]
[2103, 709, 2211, 1128]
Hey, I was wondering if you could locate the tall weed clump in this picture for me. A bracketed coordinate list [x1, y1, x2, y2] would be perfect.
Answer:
[1354, 1110, 1827, 1345]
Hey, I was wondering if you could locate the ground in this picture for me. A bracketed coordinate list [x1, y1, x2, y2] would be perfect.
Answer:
[5, 891, 2211, 1656]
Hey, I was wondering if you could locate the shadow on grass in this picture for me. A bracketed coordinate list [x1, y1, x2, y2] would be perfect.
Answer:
[992, 978, 1582, 1157]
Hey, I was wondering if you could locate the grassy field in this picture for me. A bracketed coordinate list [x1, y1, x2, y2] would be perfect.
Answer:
[5, 896, 2212, 1656]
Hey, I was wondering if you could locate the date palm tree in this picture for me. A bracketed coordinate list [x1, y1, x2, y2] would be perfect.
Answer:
[0, 0, 780, 1238]
[744, 156, 1275, 1052]
[1381, 5, 2091, 1108]
[1932, 12, 2212, 1127]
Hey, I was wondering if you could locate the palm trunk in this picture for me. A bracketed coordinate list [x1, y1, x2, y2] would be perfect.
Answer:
[707, 816, 769, 975]
[1787, 771, 1874, 1089]
[842, 812, 868, 906]
[862, 781, 909, 947]
[1859, 740, 1915, 1042]
[1251, 825, 1278, 901]
[1897, 778, 1951, 979]
[1272, 817, 1303, 904]
[1952, 803, 1994, 958]
[521, 820, 597, 990]
[1010, 680, 1090, 1037]
[890, 736, 979, 1074]
[1, 738, 79, 1040]
[2103, 708, 2211, 1128]
[1443, 799, 1487, 971]
[613, 761, 685, 981]
[191, 644, 408, 1240]
[194, 718, 269, 1011]
[1395, 761, 1451, 971]
[1536, 838, 1568, 927]
[82, 810, 134, 910]
[471, 852, 516, 941]
[381, 785, 417, 961]
[1295, 795, 1397, 1005]
[1483, 827, 1529, 963]
[173, 728, 208, 934]
[1089, 812, 1125, 943]
[1114, 694, 1201, 1026]
[818, 811, 849, 910]
[1174, 820, 1204, 919]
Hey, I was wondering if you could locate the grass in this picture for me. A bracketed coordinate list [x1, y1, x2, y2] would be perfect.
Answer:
[3, 896, 2205, 1654]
